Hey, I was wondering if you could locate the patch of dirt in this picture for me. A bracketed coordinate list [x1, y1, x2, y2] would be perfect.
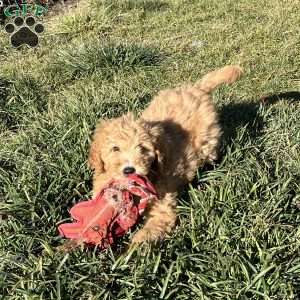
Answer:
[46, 0, 81, 17]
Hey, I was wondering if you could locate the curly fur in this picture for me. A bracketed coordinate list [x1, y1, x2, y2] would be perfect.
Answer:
[89, 65, 243, 243]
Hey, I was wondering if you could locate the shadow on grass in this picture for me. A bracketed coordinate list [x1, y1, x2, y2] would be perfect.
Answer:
[219, 100, 264, 146]
[190, 91, 300, 185]
[260, 91, 300, 104]
[219, 91, 300, 151]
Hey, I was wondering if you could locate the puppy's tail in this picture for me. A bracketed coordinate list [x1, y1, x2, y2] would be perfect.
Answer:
[195, 65, 243, 93]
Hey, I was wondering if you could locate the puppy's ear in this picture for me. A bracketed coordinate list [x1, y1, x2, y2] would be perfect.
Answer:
[140, 119, 166, 174]
[88, 120, 107, 173]
[154, 148, 165, 174]
[88, 140, 105, 173]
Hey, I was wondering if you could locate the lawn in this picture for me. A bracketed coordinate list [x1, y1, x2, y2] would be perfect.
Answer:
[0, 0, 300, 299]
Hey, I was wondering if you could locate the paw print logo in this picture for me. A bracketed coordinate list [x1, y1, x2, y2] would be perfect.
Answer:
[4, 16, 44, 48]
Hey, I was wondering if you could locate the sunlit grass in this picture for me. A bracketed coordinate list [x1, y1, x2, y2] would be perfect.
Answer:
[0, 0, 299, 299]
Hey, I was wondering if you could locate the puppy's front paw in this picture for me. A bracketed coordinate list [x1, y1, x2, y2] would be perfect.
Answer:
[132, 229, 149, 244]
[131, 228, 164, 244]
[56, 240, 82, 253]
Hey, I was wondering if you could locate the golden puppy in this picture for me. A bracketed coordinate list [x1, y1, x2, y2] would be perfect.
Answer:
[88, 65, 243, 244]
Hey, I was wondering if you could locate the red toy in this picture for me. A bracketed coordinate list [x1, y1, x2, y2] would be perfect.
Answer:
[58, 174, 158, 249]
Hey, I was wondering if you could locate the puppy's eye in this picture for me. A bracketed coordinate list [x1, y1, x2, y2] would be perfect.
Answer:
[137, 144, 149, 153]
[112, 146, 120, 152]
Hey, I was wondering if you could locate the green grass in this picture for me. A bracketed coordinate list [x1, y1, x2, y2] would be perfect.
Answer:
[0, 0, 300, 299]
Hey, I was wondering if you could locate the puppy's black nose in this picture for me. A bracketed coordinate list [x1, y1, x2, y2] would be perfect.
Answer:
[123, 167, 136, 175]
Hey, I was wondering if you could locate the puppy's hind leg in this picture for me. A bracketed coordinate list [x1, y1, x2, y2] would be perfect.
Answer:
[132, 193, 177, 244]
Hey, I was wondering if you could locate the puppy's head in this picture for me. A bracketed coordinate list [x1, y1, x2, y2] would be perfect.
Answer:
[89, 113, 163, 179]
